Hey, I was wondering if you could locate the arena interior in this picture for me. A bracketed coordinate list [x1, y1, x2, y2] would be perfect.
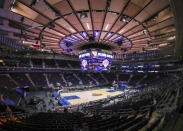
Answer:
[0, 0, 183, 131]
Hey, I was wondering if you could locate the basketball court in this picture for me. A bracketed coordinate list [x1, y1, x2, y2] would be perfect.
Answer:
[59, 88, 124, 105]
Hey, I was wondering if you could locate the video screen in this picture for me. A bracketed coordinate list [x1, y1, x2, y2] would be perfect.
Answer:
[79, 49, 112, 71]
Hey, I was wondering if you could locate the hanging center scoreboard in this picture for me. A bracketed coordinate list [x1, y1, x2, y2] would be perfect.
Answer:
[79, 49, 112, 71]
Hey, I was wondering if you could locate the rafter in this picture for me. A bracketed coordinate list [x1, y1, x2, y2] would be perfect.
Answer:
[66, 0, 89, 37]
[105, 0, 153, 42]
[101, 0, 131, 41]
[98, 0, 111, 42]
[88, 0, 95, 37]
[43, 0, 87, 41]
[15, 1, 69, 36]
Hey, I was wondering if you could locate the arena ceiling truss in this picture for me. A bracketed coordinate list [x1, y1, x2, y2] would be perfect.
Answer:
[0, 0, 175, 56]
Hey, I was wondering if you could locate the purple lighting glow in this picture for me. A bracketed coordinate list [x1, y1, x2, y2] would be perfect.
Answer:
[62, 38, 75, 43]
[95, 31, 100, 37]
[80, 32, 88, 39]
[106, 32, 113, 38]
[123, 40, 130, 42]
[70, 35, 80, 40]
[113, 36, 123, 41]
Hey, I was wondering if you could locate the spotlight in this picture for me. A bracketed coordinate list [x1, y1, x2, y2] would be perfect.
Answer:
[143, 29, 148, 35]
[120, 16, 128, 23]
[48, 22, 55, 29]
[80, 12, 88, 18]
[142, 47, 145, 51]
[147, 40, 151, 45]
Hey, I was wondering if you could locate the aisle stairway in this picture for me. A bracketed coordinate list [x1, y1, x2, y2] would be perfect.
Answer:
[25, 74, 35, 87]
[87, 74, 99, 86]
[100, 73, 109, 84]
[44, 74, 50, 87]
[73, 73, 83, 84]
[6, 74, 18, 86]
[136, 74, 147, 85]
[60, 74, 67, 86]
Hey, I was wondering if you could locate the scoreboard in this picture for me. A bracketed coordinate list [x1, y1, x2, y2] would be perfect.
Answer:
[79, 49, 112, 71]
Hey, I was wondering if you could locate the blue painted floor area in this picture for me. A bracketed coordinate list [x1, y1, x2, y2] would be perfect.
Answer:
[117, 89, 129, 92]
[107, 89, 117, 92]
[63, 95, 80, 100]
[107, 89, 126, 93]
[53, 92, 59, 97]
[59, 98, 71, 106]
[3, 98, 16, 106]
[59, 96, 80, 106]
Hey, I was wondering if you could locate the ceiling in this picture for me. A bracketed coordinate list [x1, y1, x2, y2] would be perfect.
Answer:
[0, 0, 176, 56]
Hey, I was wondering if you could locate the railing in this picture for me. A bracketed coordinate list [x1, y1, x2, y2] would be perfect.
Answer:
[0, 35, 25, 50]
[0, 66, 81, 73]
[0, 111, 31, 120]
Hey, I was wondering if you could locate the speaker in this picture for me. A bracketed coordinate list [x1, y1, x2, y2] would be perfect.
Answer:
[117, 40, 123, 46]
[66, 42, 72, 47]
[89, 35, 95, 41]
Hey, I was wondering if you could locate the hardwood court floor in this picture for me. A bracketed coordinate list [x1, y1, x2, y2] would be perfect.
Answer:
[60, 88, 123, 105]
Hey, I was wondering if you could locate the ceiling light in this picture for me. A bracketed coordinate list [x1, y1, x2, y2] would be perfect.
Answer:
[113, 36, 123, 41]
[143, 29, 148, 35]
[55, 32, 65, 37]
[120, 16, 128, 23]
[159, 43, 168, 47]
[10, 0, 16, 11]
[80, 12, 88, 18]
[70, 35, 80, 40]
[147, 48, 159, 50]
[70, 28, 75, 33]
[122, 18, 126, 22]
[95, 31, 100, 37]
[86, 23, 90, 30]
[105, 24, 109, 30]
[106, 32, 112, 38]
[80, 32, 87, 38]
[119, 29, 124, 34]
[169, 35, 176, 40]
